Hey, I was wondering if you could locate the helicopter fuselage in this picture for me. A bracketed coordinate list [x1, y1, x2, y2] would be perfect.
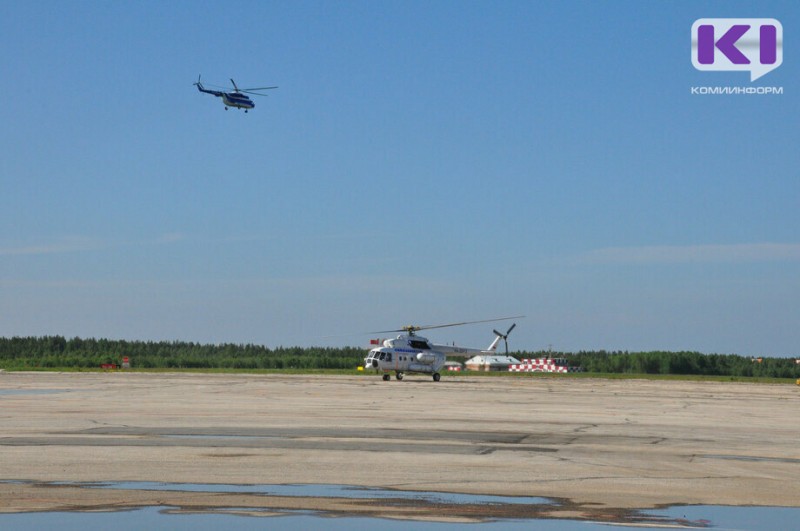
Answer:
[196, 84, 255, 111]
[364, 333, 502, 382]
[365, 336, 445, 381]
[221, 92, 254, 110]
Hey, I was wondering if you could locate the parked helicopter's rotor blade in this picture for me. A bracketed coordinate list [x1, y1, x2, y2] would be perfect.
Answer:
[371, 326, 418, 334]
[415, 316, 525, 331]
[493, 329, 503, 337]
[372, 316, 524, 335]
[506, 323, 517, 335]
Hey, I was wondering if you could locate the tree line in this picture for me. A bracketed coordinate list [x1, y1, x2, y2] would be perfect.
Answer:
[0, 336, 364, 370]
[517, 350, 799, 379]
[0, 336, 798, 378]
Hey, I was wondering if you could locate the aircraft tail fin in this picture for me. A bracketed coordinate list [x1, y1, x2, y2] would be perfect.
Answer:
[486, 335, 502, 352]
[488, 323, 517, 354]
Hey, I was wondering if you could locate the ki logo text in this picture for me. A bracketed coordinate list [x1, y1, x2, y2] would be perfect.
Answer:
[692, 18, 783, 81]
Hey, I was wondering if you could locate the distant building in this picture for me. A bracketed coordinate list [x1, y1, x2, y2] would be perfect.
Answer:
[465, 355, 521, 372]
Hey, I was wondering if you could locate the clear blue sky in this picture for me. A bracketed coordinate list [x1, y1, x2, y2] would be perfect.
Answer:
[2, 1, 798, 356]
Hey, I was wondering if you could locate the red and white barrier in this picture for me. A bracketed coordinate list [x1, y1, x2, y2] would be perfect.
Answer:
[508, 358, 583, 373]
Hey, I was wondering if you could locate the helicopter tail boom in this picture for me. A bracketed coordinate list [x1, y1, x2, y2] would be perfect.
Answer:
[194, 75, 225, 97]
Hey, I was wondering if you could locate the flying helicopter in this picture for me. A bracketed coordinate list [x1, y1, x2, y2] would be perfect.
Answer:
[193, 75, 277, 112]
[363, 316, 523, 382]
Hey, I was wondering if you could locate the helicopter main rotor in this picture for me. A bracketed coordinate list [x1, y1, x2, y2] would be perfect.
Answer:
[372, 316, 524, 336]
[230, 78, 278, 96]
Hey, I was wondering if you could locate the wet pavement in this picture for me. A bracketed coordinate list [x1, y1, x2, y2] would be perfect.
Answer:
[1, 372, 799, 519]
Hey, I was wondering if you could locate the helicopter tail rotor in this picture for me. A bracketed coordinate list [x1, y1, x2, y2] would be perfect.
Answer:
[493, 323, 517, 355]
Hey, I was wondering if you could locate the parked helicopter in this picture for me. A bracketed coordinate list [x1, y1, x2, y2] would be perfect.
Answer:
[193, 75, 277, 112]
[363, 317, 523, 382]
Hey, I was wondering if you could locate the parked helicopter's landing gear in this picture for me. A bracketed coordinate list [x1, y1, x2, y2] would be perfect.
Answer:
[396, 372, 404, 380]
[244, 109, 248, 113]
[382, 374, 391, 381]
[433, 373, 441, 382]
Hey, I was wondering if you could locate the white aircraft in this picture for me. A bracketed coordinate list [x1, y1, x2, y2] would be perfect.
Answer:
[363, 317, 522, 382]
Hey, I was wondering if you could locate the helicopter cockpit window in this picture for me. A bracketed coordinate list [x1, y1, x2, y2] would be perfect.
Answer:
[409, 339, 430, 350]
[385, 353, 392, 362]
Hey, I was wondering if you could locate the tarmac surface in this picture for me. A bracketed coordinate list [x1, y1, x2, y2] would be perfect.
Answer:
[1, 371, 798, 522]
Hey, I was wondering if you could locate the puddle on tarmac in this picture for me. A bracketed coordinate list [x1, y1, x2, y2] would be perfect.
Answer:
[3, 480, 798, 529]
[653, 505, 799, 530]
[699, 454, 800, 465]
[0, 389, 68, 396]
[0, 507, 613, 530]
[3, 503, 799, 530]
[163, 434, 283, 440]
[76, 481, 553, 505]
